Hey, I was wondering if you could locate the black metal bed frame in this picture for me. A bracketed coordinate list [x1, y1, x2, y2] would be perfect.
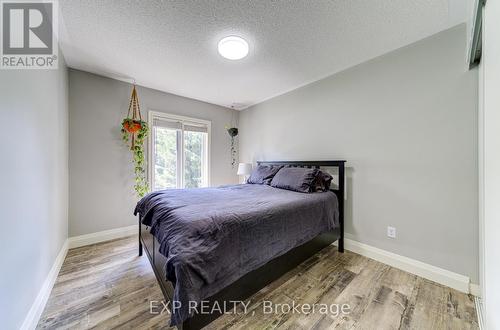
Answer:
[138, 160, 346, 329]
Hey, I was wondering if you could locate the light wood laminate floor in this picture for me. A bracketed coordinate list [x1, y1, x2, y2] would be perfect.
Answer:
[37, 236, 478, 329]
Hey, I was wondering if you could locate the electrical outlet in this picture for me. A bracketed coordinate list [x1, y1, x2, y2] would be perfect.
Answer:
[387, 226, 396, 239]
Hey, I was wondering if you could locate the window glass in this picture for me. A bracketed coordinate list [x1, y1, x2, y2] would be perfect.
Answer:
[151, 114, 210, 190]
[184, 131, 207, 188]
[153, 126, 178, 190]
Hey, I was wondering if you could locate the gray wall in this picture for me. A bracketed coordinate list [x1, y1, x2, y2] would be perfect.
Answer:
[69, 70, 239, 236]
[239, 25, 479, 281]
[0, 59, 69, 328]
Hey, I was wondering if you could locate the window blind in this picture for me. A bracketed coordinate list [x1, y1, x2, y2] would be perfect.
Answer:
[153, 118, 182, 130]
[153, 118, 207, 133]
[184, 123, 208, 133]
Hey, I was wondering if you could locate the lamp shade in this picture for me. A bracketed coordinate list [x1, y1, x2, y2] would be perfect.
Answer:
[237, 163, 252, 176]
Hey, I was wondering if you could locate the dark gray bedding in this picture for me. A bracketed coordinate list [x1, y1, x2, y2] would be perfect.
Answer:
[134, 184, 339, 325]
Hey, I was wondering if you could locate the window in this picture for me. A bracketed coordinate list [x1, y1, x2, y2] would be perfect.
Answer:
[149, 111, 210, 191]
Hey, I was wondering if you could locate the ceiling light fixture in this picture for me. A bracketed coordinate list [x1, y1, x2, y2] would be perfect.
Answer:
[218, 36, 249, 60]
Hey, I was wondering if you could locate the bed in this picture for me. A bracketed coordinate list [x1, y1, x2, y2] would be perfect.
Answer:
[135, 160, 345, 329]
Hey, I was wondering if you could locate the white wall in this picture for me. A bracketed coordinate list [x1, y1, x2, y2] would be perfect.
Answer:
[482, 0, 500, 327]
[239, 25, 479, 282]
[68, 70, 239, 236]
[0, 59, 69, 328]
[477, 46, 485, 300]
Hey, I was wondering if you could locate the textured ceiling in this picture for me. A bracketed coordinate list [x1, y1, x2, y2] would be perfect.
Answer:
[59, 0, 470, 110]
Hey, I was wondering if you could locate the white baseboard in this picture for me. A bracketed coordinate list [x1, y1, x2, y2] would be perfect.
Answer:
[334, 238, 472, 294]
[474, 297, 485, 330]
[20, 239, 69, 330]
[68, 225, 137, 249]
[470, 283, 481, 297]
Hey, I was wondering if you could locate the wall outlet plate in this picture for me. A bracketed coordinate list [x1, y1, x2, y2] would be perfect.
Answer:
[387, 226, 396, 238]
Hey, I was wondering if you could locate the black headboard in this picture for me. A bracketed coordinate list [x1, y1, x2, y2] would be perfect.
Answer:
[256, 160, 346, 251]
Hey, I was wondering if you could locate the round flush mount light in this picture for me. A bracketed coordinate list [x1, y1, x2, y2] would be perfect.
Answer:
[218, 36, 249, 60]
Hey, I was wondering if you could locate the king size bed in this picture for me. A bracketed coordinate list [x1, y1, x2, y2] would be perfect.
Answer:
[135, 160, 345, 329]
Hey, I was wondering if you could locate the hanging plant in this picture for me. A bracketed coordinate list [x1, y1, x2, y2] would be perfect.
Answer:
[121, 85, 149, 198]
[226, 126, 238, 168]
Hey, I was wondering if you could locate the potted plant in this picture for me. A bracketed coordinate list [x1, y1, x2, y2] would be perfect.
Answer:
[122, 85, 149, 198]
[122, 118, 143, 133]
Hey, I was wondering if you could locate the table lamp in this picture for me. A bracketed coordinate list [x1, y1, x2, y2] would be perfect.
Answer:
[237, 163, 252, 183]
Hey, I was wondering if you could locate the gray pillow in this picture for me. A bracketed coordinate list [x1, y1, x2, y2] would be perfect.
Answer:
[312, 170, 333, 192]
[247, 165, 283, 184]
[270, 167, 319, 193]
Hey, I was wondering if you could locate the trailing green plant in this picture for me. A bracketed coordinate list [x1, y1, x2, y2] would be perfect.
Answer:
[122, 119, 149, 198]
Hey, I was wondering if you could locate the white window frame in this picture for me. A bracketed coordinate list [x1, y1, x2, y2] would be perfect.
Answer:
[148, 110, 211, 190]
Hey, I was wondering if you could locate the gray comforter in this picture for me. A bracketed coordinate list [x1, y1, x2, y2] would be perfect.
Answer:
[134, 184, 339, 325]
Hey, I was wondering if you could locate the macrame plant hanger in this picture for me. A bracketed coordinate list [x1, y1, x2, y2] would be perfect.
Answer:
[124, 85, 143, 150]
[121, 83, 149, 198]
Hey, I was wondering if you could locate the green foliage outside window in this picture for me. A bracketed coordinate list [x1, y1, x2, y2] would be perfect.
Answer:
[154, 127, 205, 190]
[184, 131, 203, 188]
[154, 128, 177, 190]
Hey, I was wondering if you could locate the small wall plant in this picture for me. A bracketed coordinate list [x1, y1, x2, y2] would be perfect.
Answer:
[226, 126, 238, 168]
